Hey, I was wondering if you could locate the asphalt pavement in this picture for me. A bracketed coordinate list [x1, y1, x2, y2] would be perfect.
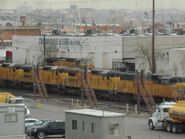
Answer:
[25, 98, 185, 139]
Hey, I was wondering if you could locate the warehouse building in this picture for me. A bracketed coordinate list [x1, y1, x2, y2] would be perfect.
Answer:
[122, 36, 185, 76]
[65, 109, 126, 139]
[12, 35, 122, 69]
[12, 35, 185, 76]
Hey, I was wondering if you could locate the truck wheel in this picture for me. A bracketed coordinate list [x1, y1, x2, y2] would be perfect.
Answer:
[148, 120, 154, 130]
[172, 124, 177, 133]
[166, 124, 172, 132]
[37, 131, 45, 139]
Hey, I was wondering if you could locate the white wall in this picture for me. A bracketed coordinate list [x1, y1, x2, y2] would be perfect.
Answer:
[169, 48, 185, 76]
[0, 105, 25, 137]
[123, 36, 185, 75]
[101, 117, 125, 139]
[12, 35, 122, 68]
[66, 113, 101, 139]
[66, 112, 125, 139]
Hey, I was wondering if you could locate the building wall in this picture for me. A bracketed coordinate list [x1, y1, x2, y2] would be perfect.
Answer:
[0, 105, 25, 137]
[12, 35, 122, 68]
[123, 36, 185, 75]
[101, 117, 125, 139]
[0, 26, 41, 41]
[66, 113, 125, 139]
[169, 48, 185, 76]
[66, 113, 102, 139]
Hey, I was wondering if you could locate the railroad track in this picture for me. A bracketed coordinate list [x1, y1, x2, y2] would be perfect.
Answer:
[0, 87, 149, 114]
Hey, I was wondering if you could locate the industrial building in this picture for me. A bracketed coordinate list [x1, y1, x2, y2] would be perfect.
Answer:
[122, 35, 185, 76]
[65, 109, 126, 139]
[12, 35, 122, 68]
[0, 103, 25, 139]
[0, 26, 41, 41]
[0, 26, 41, 49]
[11, 34, 185, 76]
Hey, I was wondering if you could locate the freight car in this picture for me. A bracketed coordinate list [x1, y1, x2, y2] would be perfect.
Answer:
[0, 63, 184, 102]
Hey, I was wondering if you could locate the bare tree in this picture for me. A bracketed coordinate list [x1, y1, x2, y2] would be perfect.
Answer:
[136, 42, 166, 73]
[136, 43, 152, 72]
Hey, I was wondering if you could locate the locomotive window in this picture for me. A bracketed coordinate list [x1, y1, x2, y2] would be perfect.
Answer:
[169, 79, 177, 84]
[69, 72, 76, 76]
[161, 79, 170, 85]
[23, 69, 32, 72]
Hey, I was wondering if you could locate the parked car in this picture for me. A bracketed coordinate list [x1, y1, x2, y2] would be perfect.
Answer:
[25, 118, 39, 132]
[27, 120, 65, 139]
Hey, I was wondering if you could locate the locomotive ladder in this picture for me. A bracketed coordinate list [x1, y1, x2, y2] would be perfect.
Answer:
[87, 79, 97, 106]
[136, 71, 155, 115]
[81, 71, 97, 107]
[33, 67, 48, 99]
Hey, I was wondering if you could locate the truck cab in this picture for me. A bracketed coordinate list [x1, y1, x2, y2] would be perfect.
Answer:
[148, 102, 175, 130]
[8, 97, 30, 117]
[8, 97, 24, 104]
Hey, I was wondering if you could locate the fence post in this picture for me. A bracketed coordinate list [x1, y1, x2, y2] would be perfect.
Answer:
[71, 99, 74, 108]
[77, 99, 79, 107]
[126, 103, 129, 115]
[135, 104, 138, 115]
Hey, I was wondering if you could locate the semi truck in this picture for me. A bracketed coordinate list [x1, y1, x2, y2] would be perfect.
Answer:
[148, 101, 185, 133]
[0, 92, 30, 117]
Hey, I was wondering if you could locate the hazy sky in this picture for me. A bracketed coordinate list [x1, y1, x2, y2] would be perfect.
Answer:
[0, 0, 185, 10]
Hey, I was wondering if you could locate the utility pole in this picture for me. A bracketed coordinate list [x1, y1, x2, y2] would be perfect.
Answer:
[152, 0, 156, 73]
[33, 65, 36, 100]
[136, 71, 140, 114]
[43, 34, 46, 65]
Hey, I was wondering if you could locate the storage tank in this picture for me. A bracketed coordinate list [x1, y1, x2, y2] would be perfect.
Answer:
[169, 101, 185, 122]
[0, 92, 15, 103]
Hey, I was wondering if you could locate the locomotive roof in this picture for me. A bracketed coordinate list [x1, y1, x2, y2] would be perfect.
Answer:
[57, 57, 81, 62]
[161, 76, 185, 80]
[2, 63, 10, 67]
[43, 66, 53, 70]
[47, 57, 81, 62]
[117, 71, 137, 76]
[1, 63, 18, 68]
[19, 65, 32, 70]
[58, 66, 80, 73]
[43, 66, 58, 70]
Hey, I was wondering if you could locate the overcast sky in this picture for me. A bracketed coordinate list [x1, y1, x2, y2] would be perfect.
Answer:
[0, 0, 185, 10]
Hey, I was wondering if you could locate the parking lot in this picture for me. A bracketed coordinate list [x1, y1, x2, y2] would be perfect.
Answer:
[0, 87, 184, 139]
[24, 98, 185, 139]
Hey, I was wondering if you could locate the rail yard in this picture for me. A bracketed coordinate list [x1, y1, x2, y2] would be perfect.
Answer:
[0, 87, 184, 139]
[0, 88, 183, 139]
[1, 1, 185, 138]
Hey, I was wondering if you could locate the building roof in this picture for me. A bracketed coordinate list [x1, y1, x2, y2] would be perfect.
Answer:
[170, 47, 185, 51]
[0, 103, 24, 107]
[66, 109, 126, 118]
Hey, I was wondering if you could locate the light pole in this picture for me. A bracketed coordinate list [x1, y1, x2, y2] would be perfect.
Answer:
[43, 34, 46, 65]
[152, 0, 156, 73]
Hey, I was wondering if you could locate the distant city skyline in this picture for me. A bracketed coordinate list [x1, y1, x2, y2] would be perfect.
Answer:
[0, 0, 185, 10]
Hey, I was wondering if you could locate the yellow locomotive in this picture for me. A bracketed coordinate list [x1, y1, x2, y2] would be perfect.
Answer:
[0, 63, 184, 102]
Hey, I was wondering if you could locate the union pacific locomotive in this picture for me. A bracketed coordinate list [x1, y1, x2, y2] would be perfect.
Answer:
[0, 62, 184, 102]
